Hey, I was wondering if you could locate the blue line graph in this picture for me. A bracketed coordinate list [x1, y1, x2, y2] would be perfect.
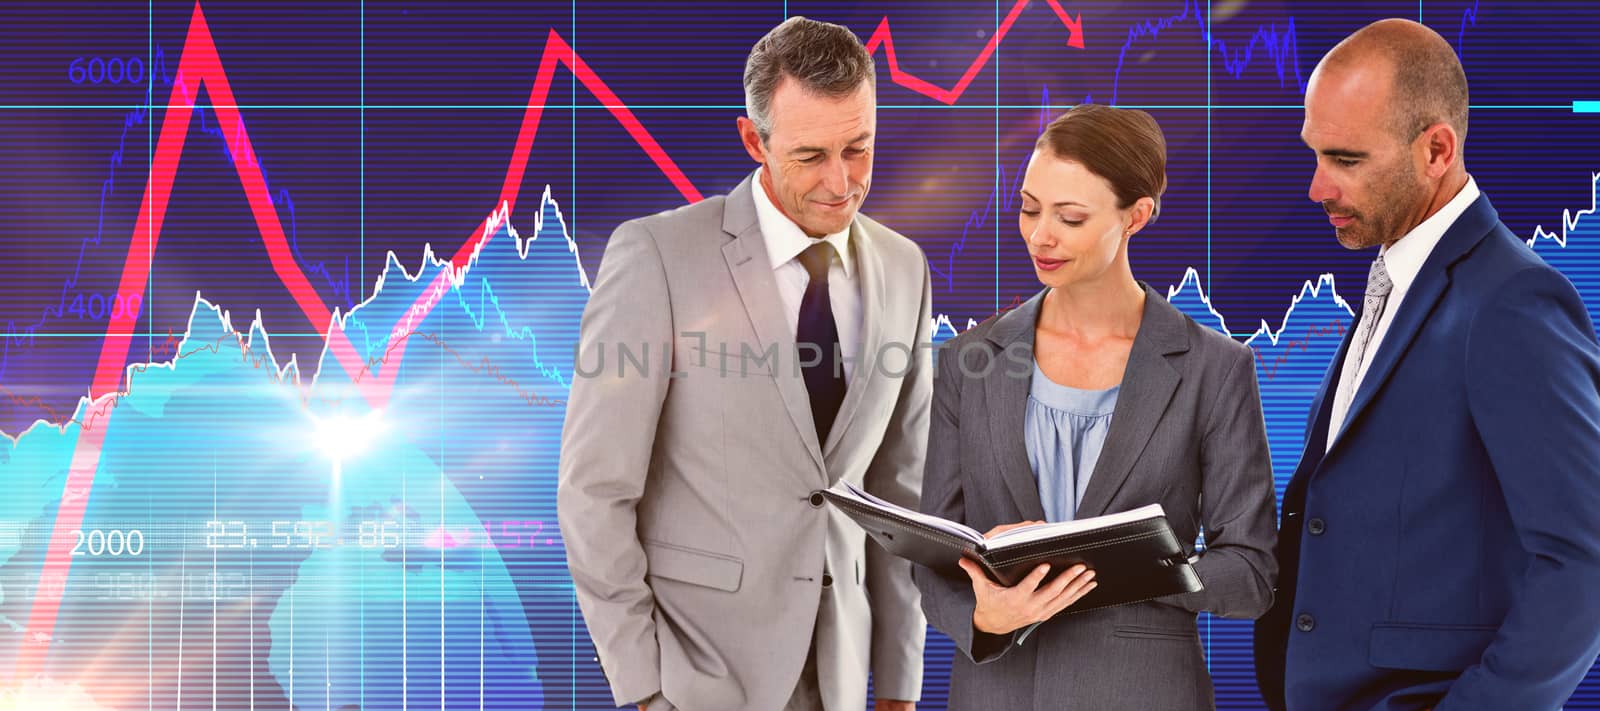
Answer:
[1111, 0, 1305, 105]
[0, 45, 355, 383]
[1458, 0, 1482, 60]
[929, 87, 1049, 295]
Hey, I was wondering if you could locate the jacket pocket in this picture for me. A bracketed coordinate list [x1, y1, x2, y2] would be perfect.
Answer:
[1368, 622, 1498, 671]
[643, 539, 744, 592]
[1113, 624, 1199, 641]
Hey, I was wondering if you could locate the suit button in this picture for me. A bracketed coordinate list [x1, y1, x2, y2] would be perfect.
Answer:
[1296, 614, 1316, 632]
[821, 574, 833, 588]
[808, 491, 826, 508]
[1308, 518, 1326, 536]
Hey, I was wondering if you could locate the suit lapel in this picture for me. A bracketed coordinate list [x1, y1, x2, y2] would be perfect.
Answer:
[1325, 273, 1449, 454]
[985, 291, 1050, 522]
[720, 176, 827, 475]
[1075, 284, 1187, 518]
[1324, 194, 1500, 460]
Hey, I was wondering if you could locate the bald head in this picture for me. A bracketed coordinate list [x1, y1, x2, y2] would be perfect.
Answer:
[1301, 19, 1473, 250]
[1316, 18, 1469, 145]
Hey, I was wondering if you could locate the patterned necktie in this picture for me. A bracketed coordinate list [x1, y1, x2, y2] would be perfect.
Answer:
[796, 241, 846, 445]
[1333, 254, 1394, 433]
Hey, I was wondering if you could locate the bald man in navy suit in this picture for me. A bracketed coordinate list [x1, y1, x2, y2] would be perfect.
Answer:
[1254, 19, 1600, 711]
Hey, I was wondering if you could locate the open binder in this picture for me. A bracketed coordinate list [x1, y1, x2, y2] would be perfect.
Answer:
[821, 480, 1203, 613]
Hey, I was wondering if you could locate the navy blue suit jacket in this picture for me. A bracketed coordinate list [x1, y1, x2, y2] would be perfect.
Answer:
[1254, 192, 1600, 710]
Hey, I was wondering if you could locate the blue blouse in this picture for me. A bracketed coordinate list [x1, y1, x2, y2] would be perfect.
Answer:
[1024, 360, 1120, 523]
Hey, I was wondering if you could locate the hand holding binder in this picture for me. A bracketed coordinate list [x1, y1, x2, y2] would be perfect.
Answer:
[821, 480, 1203, 614]
[960, 557, 1099, 634]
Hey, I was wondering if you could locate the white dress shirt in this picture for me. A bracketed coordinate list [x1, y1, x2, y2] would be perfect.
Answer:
[1328, 176, 1480, 450]
[750, 167, 864, 381]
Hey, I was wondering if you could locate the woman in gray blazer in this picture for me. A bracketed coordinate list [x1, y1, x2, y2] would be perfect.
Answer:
[914, 104, 1278, 710]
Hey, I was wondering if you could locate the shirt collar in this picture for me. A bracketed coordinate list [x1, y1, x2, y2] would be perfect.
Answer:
[750, 167, 854, 277]
[1378, 175, 1480, 295]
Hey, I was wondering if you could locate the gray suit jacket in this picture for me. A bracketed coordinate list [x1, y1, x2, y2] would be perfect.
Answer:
[558, 174, 931, 709]
[915, 285, 1277, 710]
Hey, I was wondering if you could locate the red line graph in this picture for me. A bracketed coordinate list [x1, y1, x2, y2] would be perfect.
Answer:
[866, 0, 1085, 104]
[16, 1, 698, 678]
[16, 0, 1086, 676]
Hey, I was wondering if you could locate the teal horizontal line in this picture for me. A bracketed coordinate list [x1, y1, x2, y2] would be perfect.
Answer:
[1466, 104, 1580, 110]
[0, 103, 1579, 111]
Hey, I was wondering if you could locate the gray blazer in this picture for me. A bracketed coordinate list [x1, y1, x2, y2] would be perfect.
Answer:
[915, 285, 1278, 710]
[558, 174, 931, 710]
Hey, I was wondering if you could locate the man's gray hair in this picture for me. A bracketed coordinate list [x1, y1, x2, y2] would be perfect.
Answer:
[743, 16, 876, 141]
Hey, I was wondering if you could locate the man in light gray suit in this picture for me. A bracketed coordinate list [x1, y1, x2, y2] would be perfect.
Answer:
[558, 16, 932, 711]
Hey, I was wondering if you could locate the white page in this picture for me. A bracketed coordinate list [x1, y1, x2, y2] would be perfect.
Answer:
[983, 503, 1167, 549]
[832, 480, 986, 545]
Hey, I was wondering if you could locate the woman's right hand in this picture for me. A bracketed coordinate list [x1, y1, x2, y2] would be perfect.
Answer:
[958, 556, 1097, 636]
